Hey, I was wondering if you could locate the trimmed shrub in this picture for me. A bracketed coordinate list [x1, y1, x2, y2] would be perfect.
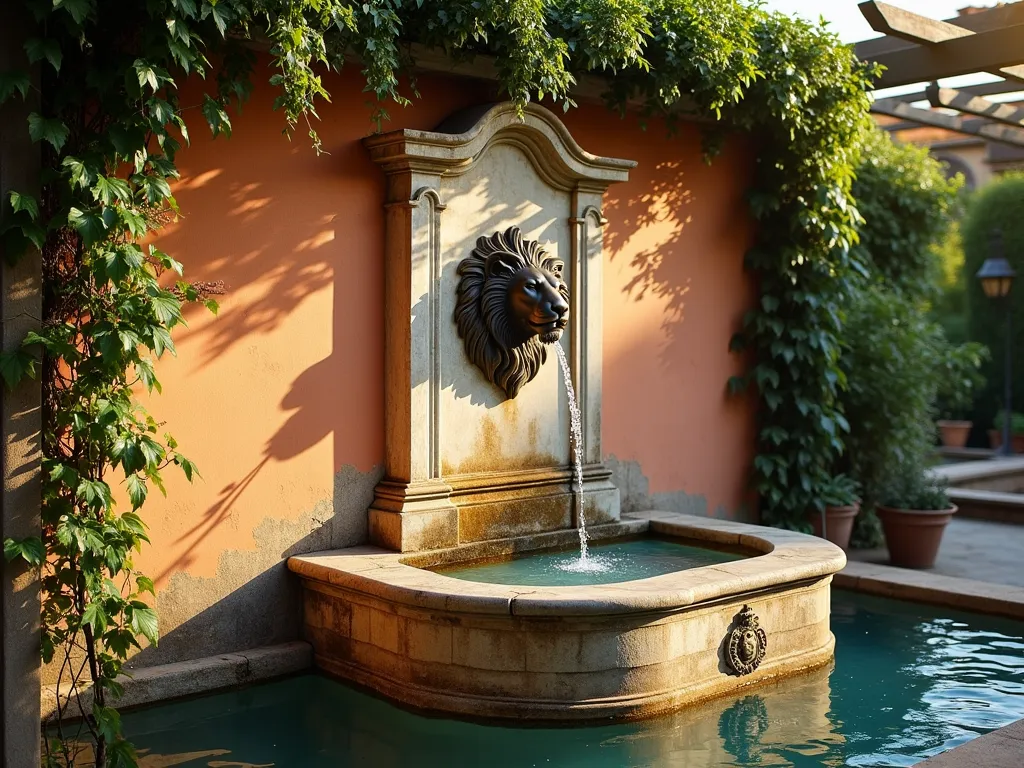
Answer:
[964, 174, 1024, 437]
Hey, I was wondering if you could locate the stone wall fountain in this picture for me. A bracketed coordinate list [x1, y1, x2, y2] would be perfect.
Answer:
[288, 102, 846, 721]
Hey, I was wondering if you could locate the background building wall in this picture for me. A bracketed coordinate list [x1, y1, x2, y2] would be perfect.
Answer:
[112, 61, 757, 671]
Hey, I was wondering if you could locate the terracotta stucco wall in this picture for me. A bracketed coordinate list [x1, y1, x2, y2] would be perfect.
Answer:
[123, 63, 756, 670]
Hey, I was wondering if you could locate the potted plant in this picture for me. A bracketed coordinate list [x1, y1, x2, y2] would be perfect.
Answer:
[808, 475, 860, 551]
[989, 410, 1024, 453]
[877, 467, 956, 569]
[935, 342, 987, 448]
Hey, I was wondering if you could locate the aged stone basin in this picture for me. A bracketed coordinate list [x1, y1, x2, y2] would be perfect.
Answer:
[287, 511, 845, 721]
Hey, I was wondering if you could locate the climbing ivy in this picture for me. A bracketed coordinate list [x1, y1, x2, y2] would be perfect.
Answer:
[1, 0, 873, 763]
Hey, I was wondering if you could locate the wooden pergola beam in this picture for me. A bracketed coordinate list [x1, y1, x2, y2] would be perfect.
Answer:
[880, 120, 921, 132]
[871, 98, 1024, 147]
[856, 2, 1024, 58]
[858, 1, 972, 45]
[870, 26, 1024, 89]
[926, 84, 1024, 129]
[896, 80, 1024, 105]
[856, 2, 1024, 86]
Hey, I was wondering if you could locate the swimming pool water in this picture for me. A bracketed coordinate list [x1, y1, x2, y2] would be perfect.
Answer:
[123, 591, 1024, 767]
[434, 538, 743, 586]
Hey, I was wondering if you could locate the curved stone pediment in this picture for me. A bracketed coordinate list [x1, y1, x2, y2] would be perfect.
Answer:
[363, 102, 634, 190]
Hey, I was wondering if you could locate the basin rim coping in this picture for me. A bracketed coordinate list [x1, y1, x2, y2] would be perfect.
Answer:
[287, 512, 846, 617]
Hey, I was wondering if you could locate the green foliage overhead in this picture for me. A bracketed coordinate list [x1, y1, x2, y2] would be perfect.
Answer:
[964, 173, 1024, 433]
[852, 128, 963, 296]
[0, 0, 875, 763]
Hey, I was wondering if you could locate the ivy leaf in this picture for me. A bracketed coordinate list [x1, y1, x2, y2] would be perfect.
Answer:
[120, 513, 148, 538]
[133, 59, 160, 93]
[173, 0, 199, 18]
[107, 738, 139, 768]
[103, 245, 145, 284]
[117, 207, 147, 238]
[137, 174, 173, 206]
[151, 246, 183, 275]
[151, 325, 175, 357]
[108, 125, 147, 161]
[63, 156, 98, 189]
[8, 191, 39, 220]
[3, 536, 44, 566]
[0, 71, 31, 103]
[174, 453, 199, 482]
[82, 601, 108, 635]
[129, 603, 159, 645]
[27, 113, 70, 152]
[54, 0, 93, 24]
[24, 38, 62, 72]
[92, 704, 121, 744]
[139, 436, 165, 467]
[49, 462, 80, 487]
[135, 358, 161, 393]
[92, 176, 133, 206]
[201, 93, 231, 138]
[77, 478, 113, 511]
[104, 628, 138, 658]
[148, 290, 184, 326]
[68, 206, 108, 246]
[126, 474, 147, 510]
[208, 2, 231, 36]
[114, 436, 145, 474]
[148, 155, 180, 179]
[0, 348, 38, 390]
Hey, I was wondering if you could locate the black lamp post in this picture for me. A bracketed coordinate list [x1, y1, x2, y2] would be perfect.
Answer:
[976, 229, 1016, 457]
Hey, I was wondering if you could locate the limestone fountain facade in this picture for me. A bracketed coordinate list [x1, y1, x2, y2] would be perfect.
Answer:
[288, 102, 846, 720]
[361, 102, 632, 553]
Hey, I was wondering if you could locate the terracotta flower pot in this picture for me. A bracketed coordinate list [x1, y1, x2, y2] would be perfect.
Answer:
[990, 429, 1002, 450]
[877, 505, 957, 569]
[988, 430, 1024, 453]
[809, 503, 859, 551]
[937, 420, 972, 448]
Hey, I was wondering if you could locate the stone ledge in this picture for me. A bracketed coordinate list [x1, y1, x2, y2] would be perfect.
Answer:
[42, 641, 312, 721]
[933, 456, 1024, 487]
[913, 717, 1024, 767]
[288, 513, 846, 618]
[835, 561, 1024, 620]
[947, 487, 1024, 524]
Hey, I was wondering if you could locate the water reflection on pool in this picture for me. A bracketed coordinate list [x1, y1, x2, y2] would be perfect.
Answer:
[125, 591, 1024, 767]
[433, 537, 744, 586]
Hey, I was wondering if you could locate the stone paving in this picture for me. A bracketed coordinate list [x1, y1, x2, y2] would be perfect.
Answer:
[849, 517, 1024, 588]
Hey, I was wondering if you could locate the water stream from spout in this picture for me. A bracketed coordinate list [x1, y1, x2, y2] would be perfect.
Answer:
[553, 343, 591, 563]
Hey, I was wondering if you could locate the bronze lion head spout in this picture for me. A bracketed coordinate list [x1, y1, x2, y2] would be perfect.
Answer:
[455, 227, 570, 400]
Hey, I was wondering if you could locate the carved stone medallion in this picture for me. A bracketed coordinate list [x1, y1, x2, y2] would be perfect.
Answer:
[726, 605, 767, 676]
[454, 226, 570, 399]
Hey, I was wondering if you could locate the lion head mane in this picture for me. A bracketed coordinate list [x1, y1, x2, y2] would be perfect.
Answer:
[455, 227, 570, 400]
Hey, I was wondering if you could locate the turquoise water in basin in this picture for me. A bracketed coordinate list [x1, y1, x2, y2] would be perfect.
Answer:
[434, 537, 744, 586]
[123, 591, 1024, 767]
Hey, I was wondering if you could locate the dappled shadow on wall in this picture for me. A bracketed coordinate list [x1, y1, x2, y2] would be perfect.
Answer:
[602, 159, 695, 372]
[159, 131, 380, 364]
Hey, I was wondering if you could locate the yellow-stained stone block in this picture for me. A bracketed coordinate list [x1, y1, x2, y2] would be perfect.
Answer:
[369, 608, 400, 654]
[351, 603, 371, 644]
[404, 618, 453, 665]
[452, 626, 527, 672]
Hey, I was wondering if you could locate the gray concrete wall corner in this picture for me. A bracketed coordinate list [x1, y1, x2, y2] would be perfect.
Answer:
[1, 6, 43, 765]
